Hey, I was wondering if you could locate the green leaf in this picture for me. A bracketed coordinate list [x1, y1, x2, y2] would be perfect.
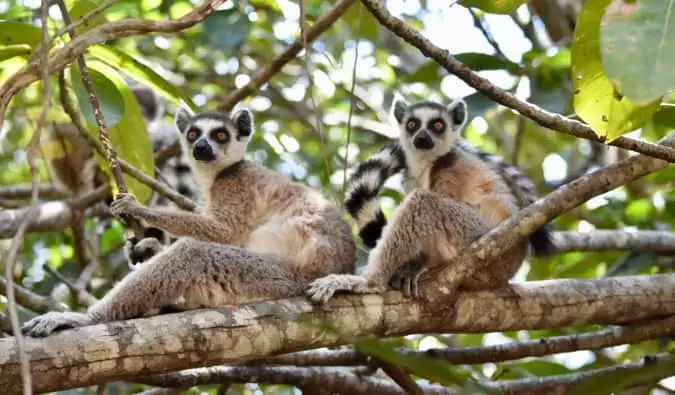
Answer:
[403, 61, 442, 83]
[70, 61, 154, 203]
[600, 0, 675, 105]
[68, 0, 109, 35]
[69, 64, 125, 127]
[571, 0, 662, 141]
[0, 44, 31, 63]
[459, 0, 531, 14]
[455, 53, 522, 74]
[344, 2, 378, 43]
[87, 44, 197, 111]
[644, 104, 675, 139]
[0, 21, 42, 47]
[201, 8, 250, 51]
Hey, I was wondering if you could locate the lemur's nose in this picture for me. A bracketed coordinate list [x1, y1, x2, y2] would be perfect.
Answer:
[193, 139, 215, 162]
[413, 130, 434, 150]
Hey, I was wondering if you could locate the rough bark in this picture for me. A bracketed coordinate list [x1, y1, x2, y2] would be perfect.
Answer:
[2, 275, 675, 394]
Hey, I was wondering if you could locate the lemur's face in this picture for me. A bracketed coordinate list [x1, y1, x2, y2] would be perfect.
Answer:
[174, 103, 254, 169]
[392, 98, 468, 159]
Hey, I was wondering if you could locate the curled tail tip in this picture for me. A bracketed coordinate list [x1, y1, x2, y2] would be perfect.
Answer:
[358, 211, 387, 248]
[530, 224, 556, 257]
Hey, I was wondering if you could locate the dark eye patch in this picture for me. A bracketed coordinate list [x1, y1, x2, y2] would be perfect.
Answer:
[405, 117, 421, 133]
[186, 127, 201, 143]
[428, 118, 446, 134]
[210, 127, 230, 144]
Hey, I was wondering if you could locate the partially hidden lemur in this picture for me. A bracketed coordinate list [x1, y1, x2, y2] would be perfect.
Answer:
[22, 103, 356, 337]
[306, 97, 554, 303]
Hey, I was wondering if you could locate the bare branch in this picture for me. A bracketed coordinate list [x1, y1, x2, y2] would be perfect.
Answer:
[0, 184, 68, 200]
[42, 264, 98, 307]
[554, 230, 675, 253]
[359, 0, 675, 163]
[0, 277, 68, 315]
[3, 275, 675, 393]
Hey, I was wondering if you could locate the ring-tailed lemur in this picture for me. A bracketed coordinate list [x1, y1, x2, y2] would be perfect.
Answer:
[306, 97, 554, 303]
[342, 123, 554, 255]
[22, 102, 356, 337]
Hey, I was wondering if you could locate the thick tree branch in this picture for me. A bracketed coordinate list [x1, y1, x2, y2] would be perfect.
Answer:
[256, 314, 675, 367]
[2, 275, 675, 393]
[359, 0, 675, 163]
[0, 184, 68, 200]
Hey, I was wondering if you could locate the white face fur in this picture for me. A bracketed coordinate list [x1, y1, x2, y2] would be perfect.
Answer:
[391, 98, 468, 163]
[173, 101, 254, 184]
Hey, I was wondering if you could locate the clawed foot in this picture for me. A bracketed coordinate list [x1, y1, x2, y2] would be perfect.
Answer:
[110, 193, 144, 221]
[21, 312, 93, 337]
[389, 251, 429, 299]
[306, 274, 370, 304]
[124, 236, 164, 269]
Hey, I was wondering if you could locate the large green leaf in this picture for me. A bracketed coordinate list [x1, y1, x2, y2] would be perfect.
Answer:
[459, 0, 531, 14]
[571, 0, 661, 141]
[69, 61, 154, 203]
[201, 8, 250, 51]
[600, 0, 675, 105]
[0, 21, 42, 47]
[88, 44, 197, 111]
[70, 64, 125, 127]
[69, 0, 109, 35]
[0, 44, 31, 62]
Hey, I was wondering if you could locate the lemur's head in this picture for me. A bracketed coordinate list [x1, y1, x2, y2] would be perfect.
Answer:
[391, 97, 468, 161]
[173, 101, 254, 170]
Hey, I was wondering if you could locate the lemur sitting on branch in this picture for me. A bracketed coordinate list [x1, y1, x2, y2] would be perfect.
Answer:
[22, 103, 356, 337]
[306, 96, 554, 303]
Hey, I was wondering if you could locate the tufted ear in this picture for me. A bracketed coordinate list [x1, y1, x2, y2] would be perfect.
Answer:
[232, 107, 254, 140]
[173, 100, 194, 133]
[447, 99, 468, 131]
[391, 96, 409, 124]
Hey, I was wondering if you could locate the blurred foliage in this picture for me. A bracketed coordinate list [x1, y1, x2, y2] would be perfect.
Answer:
[1, 0, 675, 394]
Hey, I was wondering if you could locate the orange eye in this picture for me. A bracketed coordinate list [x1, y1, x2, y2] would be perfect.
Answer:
[433, 121, 444, 132]
[406, 120, 417, 130]
[217, 131, 226, 141]
[187, 129, 198, 141]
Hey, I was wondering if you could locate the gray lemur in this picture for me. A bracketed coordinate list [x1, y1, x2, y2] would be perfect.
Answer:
[22, 103, 356, 337]
[306, 97, 554, 303]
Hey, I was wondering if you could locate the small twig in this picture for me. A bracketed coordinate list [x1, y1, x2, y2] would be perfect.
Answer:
[468, 8, 507, 60]
[359, 0, 675, 163]
[342, 2, 363, 199]
[219, 0, 356, 111]
[55, 0, 145, 239]
[58, 74, 196, 211]
[375, 359, 423, 395]
[42, 264, 98, 307]
[0, 277, 68, 314]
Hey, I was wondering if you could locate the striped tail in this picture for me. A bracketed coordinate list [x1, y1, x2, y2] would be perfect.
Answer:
[455, 139, 556, 256]
[343, 141, 406, 248]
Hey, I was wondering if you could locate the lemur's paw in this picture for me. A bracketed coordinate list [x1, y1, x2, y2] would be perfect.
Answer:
[306, 274, 366, 304]
[124, 237, 164, 269]
[389, 251, 428, 299]
[21, 312, 93, 337]
[110, 193, 142, 219]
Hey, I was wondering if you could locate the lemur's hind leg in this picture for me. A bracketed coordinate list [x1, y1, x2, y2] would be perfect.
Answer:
[22, 239, 301, 337]
[307, 189, 490, 303]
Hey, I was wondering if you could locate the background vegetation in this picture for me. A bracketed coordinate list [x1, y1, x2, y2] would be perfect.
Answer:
[2, 0, 675, 393]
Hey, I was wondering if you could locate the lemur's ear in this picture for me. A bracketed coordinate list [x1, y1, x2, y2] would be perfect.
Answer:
[174, 100, 194, 133]
[447, 99, 468, 131]
[232, 107, 254, 140]
[132, 86, 164, 122]
[391, 95, 409, 124]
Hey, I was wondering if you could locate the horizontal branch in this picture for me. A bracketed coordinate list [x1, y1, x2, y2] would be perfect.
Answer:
[257, 315, 675, 367]
[0, 184, 68, 200]
[0, 186, 109, 238]
[3, 274, 675, 393]
[553, 230, 675, 253]
[359, 0, 675, 163]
